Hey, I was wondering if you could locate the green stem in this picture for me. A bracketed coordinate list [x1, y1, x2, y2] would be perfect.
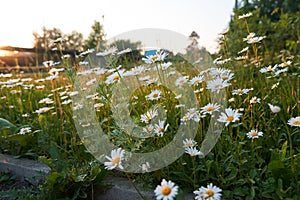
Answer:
[192, 156, 196, 189]
[125, 173, 147, 200]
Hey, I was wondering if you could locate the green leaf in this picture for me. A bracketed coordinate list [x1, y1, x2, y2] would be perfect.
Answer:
[280, 141, 288, 160]
[227, 169, 238, 181]
[0, 118, 16, 131]
[268, 160, 285, 171]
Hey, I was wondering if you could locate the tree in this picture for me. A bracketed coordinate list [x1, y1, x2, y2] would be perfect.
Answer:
[186, 31, 201, 63]
[83, 20, 106, 51]
[64, 31, 84, 51]
[109, 39, 142, 51]
[33, 27, 83, 51]
[219, 1, 300, 63]
[33, 27, 63, 50]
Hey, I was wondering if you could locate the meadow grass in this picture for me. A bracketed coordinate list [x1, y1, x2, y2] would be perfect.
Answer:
[0, 18, 299, 200]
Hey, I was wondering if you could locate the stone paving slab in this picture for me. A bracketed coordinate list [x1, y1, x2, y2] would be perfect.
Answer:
[0, 153, 195, 199]
[0, 153, 50, 184]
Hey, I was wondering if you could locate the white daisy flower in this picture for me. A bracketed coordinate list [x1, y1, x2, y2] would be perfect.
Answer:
[247, 36, 265, 44]
[250, 96, 261, 104]
[36, 85, 45, 89]
[194, 183, 222, 200]
[185, 147, 203, 157]
[104, 148, 125, 170]
[189, 75, 204, 86]
[279, 60, 292, 68]
[183, 138, 197, 148]
[287, 116, 300, 127]
[35, 107, 53, 114]
[96, 46, 118, 56]
[274, 68, 288, 77]
[61, 99, 72, 105]
[39, 97, 54, 104]
[259, 65, 277, 73]
[175, 76, 189, 87]
[140, 108, 158, 124]
[117, 48, 132, 55]
[21, 78, 32, 82]
[94, 103, 104, 109]
[73, 103, 83, 111]
[19, 127, 31, 135]
[243, 32, 256, 42]
[124, 65, 146, 76]
[200, 103, 220, 115]
[217, 108, 242, 126]
[146, 89, 162, 101]
[154, 120, 169, 137]
[68, 91, 79, 97]
[105, 69, 125, 85]
[246, 129, 264, 139]
[235, 55, 248, 60]
[238, 12, 253, 19]
[142, 124, 154, 135]
[232, 88, 250, 96]
[154, 179, 179, 200]
[209, 67, 229, 77]
[268, 103, 281, 113]
[22, 114, 29, 118]
[220, 72, 234, 82]
[79, 48, 95, 57]
[238, 46, 249, 54]
[228, 97, 235, 102]
[207, 78, 231, 93]
[141, 162, 151, 172]
[61, 54, 70, 59]
[181, 108, 200, 123]
[142, 49, 168, 64]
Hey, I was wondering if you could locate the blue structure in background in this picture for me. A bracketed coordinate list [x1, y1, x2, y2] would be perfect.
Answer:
[144, 49, 157, 57]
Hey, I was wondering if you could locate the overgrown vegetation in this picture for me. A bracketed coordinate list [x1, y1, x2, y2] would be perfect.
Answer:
[0, 1, 299, 199]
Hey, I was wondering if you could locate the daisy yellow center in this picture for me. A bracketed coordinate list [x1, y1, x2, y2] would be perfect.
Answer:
[206, 106, 214, 112]
[183, 116, 189, 120]
[23, 129, 28, 133]
[158, 128, 165, 133]
[227, 116, 234, 122]
[151, 55, 158, 60]
[112, 157, 120, 165]
[222, 77, 228, 81]
[206, 189, 214, 197]
[113, 75, 120, 81]
[153, 93, 159, 98]
[251, 132, 258, 137]
[237, 90, 243, 94]
[195, 79, 201, 83]
[161, 186, 171, 196]
[293, 121, 300, 125]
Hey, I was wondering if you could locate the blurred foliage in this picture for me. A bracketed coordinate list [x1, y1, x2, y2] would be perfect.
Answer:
[33, 27, 84, 51]
[219, 1, 300, 63]
[83, 20, 106, 51]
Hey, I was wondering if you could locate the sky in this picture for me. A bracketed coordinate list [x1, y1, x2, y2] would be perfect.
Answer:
[0, 0, 235, 53]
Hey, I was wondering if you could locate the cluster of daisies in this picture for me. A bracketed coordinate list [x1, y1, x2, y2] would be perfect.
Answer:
[103, 148, 222, 199]
[155, 179, 222, 200]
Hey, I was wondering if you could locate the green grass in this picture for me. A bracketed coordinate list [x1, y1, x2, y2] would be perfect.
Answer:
[0, 25, 299, 200]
